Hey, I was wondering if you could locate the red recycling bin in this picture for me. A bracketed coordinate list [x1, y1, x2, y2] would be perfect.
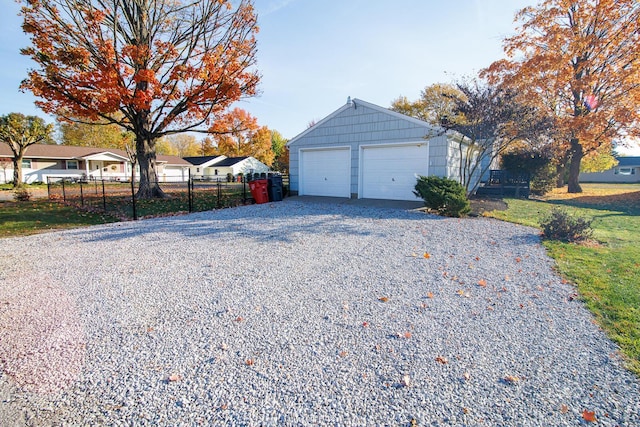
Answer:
[249, 179, 269, 204]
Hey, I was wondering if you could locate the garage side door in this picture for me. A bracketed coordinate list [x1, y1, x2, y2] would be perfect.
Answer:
[361, 144, 428, 201]
[300, 148, 351, 197]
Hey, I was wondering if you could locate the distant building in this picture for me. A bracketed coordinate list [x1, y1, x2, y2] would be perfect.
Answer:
[579, 156, 640, 183]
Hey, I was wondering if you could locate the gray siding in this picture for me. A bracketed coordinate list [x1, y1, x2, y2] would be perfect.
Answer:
[288, 100, 454, 197]
[580, 167, 640, 183]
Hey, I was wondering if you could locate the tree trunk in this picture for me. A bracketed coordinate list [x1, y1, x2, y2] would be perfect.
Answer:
[12, 155, 23, 188]
[136, 135, 165, 199]
[555, 164, 565, 188]
[567, 138, 583, 193]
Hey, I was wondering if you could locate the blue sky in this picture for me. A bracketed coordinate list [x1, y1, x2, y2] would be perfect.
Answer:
[3, 0, 636, 153]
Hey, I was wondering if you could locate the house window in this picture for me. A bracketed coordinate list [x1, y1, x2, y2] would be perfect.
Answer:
[616, 167, 635, 175]
[66, 160, 79, 170]
[21, 159, 32, 168]
[196, 167, 200, 173]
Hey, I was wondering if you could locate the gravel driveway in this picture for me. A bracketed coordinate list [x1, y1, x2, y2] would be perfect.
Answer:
[0, 199, 638, 426]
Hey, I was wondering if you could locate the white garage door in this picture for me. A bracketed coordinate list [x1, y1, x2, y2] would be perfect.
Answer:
[300, 148, 351, 197]
[361, 144, 429, 201]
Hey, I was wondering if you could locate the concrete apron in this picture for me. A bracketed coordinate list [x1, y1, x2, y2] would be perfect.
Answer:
[287, 195, 425, 211]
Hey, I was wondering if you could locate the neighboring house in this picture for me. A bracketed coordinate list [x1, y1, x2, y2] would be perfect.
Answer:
[0, 144, 191, 184]
[579, 156, 640, 183]
[183, 155, 269, 179]
[286, 97, 476, 201]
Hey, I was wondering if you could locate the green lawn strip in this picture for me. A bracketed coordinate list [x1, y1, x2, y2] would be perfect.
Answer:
[486, 196, 640, 376]
[0, 199, 118, 238]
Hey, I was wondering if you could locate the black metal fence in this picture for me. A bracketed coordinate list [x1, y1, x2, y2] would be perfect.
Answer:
[46, 174, 288, 220]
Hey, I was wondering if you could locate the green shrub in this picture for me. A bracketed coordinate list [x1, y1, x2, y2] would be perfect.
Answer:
[13, 188, 32, 202]
[540, 207, 593, 242]
[414, 176, 471, 217]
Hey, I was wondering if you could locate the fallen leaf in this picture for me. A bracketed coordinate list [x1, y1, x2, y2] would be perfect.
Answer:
[463, 372, 471, 381]
[435, 356, 448, 364]
[339, 351, 348, 358]
[402, 331, 412, 339]
[410, 253, 418, 257]
[427, 292, 434, 299]
[245, 359, 255, 366]
[235, 316, 244, 322]
[475, 256, 480, 261]
[503, 375, 519, 384]
[423, 252, 431, 259]
[478, 279, 487, 287]
[560, 404, 569, 414]
[378, 296, 389, 302]
[462, 407, 470, 414]
[362, 321, 369, 328]
[401, 375, 411, 387]
[582, 409, 597, 422]
[515, 257, 522, 263]
[168, 374, 181, 382]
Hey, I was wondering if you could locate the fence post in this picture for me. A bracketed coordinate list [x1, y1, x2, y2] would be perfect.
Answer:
[242, 175, 247, 203]
[80, 181, 84, 206]
[46, 177, 51, 199]
[217, 181, 222, 208]
[62, 179, 66, 202]
[188, 170, 193, 213]
[102, 180, 107, 211]
[131, 178, 138, 220]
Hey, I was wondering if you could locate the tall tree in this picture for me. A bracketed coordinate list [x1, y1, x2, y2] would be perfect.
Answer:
[483, 0, 640, 193]
[0, 113, 54, 187]
[439, 80, 552, 194]
[210, 107, 274, 165]
[199, 136, 217, 156]
[390, 83, 466, 125]
[167, 133, 199, 157]
[20, 0, 260, 198]
[59, 119, 133, 149]
[270, 130, 289, 173]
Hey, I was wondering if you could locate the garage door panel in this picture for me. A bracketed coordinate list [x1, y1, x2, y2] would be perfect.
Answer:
[301, 149, 350, 197]
[361, 144, 428, 201]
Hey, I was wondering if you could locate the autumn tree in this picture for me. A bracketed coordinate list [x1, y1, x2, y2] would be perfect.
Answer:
[390, 83, 466, 125]
[271, 130, 289, 173]
[0, 113, 53, 187]
[167, 133, 199, 157]
[440, 80, 552, 194]
[199, 136, 217, 156]
[483, 0, 640, 193]
[59, 119, 134, 149]
[20, 0, 260, 198]
[210, 108, 274, 165]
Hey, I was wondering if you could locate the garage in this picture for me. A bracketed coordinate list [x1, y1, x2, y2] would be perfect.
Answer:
[299, 148, 351, 197]
[360, 143, 428, 201]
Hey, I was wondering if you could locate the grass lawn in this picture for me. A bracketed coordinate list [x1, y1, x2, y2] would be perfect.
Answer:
[0, 199, 118, 238]
[486, 183, 640, 376]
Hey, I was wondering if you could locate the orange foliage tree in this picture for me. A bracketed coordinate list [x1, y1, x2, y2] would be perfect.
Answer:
[483, 0, 640, 193]
[20, 0, 260, 198]
[210, 108, 274, 166]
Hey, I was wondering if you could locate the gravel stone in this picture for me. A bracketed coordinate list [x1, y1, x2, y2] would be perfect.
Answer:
[0, 199, 639, 426]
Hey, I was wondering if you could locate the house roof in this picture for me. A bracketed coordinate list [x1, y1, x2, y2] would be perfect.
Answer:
[617, 156, 640, 167]
[183, 156, 223, 166]
[211, 156, 249, 167]
[0, 143, 191, 166]
[286, 98, 442, 147]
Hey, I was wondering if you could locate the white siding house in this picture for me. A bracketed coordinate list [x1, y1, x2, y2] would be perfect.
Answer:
[183, 156, 269, 179]
[0, 144, 191, 184]
[287, 98, 473, 201]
